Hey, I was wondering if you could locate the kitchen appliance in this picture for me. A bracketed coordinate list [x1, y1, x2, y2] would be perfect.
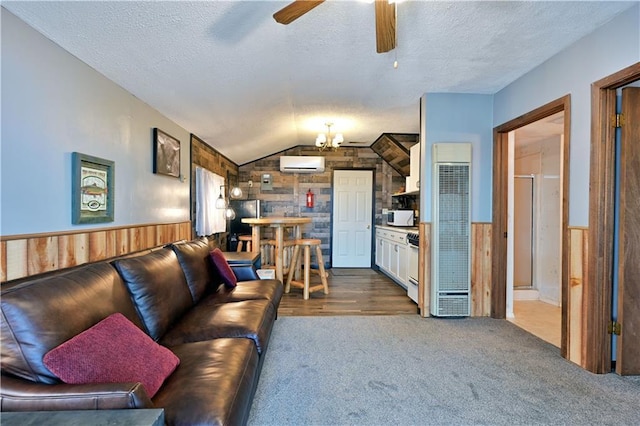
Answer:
[407, 232, 419, 303]
[386, 210, 414, 227]
[227, 199, 261, 251]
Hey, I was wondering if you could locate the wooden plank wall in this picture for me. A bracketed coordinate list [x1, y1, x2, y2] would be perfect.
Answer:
[471, 223, 492, 317]
[1, 221, 192, 283]
[568, 226, 589, 367]
[420, 222, 492, 317]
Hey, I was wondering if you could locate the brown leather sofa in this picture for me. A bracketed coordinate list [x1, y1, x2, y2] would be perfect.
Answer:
[0, 238, 282, 425]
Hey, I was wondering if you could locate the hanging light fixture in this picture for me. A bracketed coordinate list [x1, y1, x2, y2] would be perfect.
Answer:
[315, 123, 344, 151]
[216, 184, 243, 220]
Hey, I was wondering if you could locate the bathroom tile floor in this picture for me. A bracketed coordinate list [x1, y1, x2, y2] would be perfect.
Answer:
[509, 300, 561, 348]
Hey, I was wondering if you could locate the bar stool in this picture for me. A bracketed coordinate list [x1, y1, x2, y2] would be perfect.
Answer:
[285, 239, 329, 300]
[236, 235, 253, 252]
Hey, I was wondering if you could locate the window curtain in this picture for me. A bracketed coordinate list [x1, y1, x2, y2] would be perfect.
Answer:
[195, 167, 225, 236]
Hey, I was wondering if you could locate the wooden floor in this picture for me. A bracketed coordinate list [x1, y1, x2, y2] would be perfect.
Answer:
[278, 268, 419, 316]
[508, 300, 561, 347]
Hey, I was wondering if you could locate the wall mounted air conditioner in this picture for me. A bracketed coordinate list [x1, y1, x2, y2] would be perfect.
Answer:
[280, 156, 325, 173]
[431, 143, 472, 317]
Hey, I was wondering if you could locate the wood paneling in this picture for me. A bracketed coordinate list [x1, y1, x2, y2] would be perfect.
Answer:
[1, 241, 6, 282]
[1, 221, 192, 284]
[568, 227, 588, 367]
[418, 222, 430, 317]
[419, 222, 491, 318]
[5, 239, 27, 281]
[27, 237, 58, 275]
[471, 223, 492, 317]
[59, 233, 89, 269]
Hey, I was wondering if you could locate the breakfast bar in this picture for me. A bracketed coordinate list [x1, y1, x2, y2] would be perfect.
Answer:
[241, 217, 312, 282]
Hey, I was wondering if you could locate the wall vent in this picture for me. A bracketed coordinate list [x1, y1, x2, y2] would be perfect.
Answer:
[431, 143, 472, 317]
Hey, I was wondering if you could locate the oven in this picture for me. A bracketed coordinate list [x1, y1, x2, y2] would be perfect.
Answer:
[407, 232, 419, 303]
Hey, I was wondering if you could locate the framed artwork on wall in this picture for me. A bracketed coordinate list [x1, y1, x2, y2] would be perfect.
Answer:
[72, 152, 115, 224]
[153, 128, 181, 178]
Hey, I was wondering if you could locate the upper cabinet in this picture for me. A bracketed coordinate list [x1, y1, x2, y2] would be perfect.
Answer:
[405, 143, 420, 194]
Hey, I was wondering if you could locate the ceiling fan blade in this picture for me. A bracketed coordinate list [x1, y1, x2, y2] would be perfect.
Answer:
[375, 0, 396, 53]
[273, 1, 325, 25]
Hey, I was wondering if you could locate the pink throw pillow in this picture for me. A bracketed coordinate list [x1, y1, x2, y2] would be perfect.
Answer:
[210, 248, 238, 288]
[43, 313, 179, 398]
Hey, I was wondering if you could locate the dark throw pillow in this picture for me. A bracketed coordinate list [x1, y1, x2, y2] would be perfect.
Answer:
[209, 248, 238, 288]
[43, 313, 179, 398]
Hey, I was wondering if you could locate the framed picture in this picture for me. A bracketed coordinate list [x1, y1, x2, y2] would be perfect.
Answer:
[72, 152, 115, 224]
[153, 128, 181, 178]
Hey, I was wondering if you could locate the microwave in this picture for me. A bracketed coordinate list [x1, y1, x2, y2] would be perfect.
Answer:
[386, 210, 414, 227]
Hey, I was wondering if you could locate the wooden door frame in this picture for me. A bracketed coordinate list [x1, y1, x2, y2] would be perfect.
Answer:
[586, 62, 640, 374]
[491, 95, 571, 359]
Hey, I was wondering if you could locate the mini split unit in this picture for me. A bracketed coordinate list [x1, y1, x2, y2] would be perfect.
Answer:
[279, 156, 325, 173]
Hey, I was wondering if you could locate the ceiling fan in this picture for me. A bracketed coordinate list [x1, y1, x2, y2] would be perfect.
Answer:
[273, 0, 396, 53]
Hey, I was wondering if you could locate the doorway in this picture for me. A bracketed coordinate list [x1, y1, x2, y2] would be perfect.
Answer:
[492, 95, 570, 357]
[331, 169, 374, 268]
[588, 62, 640, 374]
[506, 112, 565, 347]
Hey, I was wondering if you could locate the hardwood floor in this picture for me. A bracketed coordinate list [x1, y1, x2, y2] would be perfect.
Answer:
[508, 300, 561, 347]
[278, 268, 419, 316]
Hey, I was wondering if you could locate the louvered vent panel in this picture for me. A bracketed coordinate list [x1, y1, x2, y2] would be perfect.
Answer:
[431, 143, 472, 318]
[438, 165, 470, 292]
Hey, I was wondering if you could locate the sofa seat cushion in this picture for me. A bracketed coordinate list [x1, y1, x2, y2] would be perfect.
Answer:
[112, 249, 194, 341]
[206, 279, 283, 309]
[153, 338, 259, 426]
[43, 313, 179, 398]
[1, 263, 143, 384]
[159, 300, 275, 355]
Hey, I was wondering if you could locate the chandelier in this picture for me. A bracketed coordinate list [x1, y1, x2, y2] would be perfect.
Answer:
[315, 123, 344, 151]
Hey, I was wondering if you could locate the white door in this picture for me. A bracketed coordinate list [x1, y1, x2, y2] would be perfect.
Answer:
[332, 170, 373, 267]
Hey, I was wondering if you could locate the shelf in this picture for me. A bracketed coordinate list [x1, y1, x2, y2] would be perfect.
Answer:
[392, 190, 419, 197]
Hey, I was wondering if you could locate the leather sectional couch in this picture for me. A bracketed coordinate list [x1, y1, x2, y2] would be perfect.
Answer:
[0, 238, 283, 425]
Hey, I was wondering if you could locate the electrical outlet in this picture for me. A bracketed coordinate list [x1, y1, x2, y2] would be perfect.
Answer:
[248, 180, 253, 187]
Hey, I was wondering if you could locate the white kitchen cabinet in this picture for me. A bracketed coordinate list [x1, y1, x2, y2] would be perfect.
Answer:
[375, 226, 410, 288]
[405, 143, 420, 194]
[396, 242, 408, 284]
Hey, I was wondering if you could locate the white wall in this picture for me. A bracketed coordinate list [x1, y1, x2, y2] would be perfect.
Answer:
[494, 4, 640, 226]
[1, 10, 191, 235]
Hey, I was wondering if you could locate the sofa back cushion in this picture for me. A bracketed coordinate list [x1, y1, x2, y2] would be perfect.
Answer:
[1, 263, 143, 384]
[112, 248, 193, 341]
[170, 238, 214, 303]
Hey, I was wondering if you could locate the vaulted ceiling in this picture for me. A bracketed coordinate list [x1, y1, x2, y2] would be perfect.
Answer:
[3, 1, 634, 164]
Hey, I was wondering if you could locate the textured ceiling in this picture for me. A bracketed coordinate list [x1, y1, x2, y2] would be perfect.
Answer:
[3, 1, 634, 165]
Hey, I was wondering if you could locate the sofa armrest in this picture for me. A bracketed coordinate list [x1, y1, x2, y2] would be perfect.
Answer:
[230, 264, 260, 281]
[0, 375, 153, 412]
